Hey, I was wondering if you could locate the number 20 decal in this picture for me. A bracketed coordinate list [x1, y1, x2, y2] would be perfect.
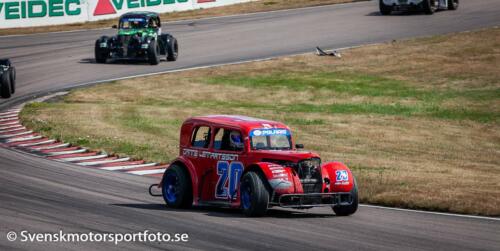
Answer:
[216, 161, 244, 200]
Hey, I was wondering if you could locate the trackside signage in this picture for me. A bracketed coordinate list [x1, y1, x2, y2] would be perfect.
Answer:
[0, 0, 253, 28]
[0, 0, 88, 28]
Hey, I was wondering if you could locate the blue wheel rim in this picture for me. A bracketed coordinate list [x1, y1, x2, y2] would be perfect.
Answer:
[163, 172, 178, 204]
[240, 182, 251, 210]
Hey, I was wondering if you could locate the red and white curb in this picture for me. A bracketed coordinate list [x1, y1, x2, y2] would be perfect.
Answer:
[0, 107, 166, 178]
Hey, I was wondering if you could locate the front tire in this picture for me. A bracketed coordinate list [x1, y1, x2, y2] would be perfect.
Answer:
[0, 72, 12, 98]
[240, 172, 269, 217]
[148, 40, 160, 65]
[162, 164, 193, 209]
[9, 66, 15, 94]
[332, 179, 359, 216]
[166, 37, 178, 62]
[422, 0, 437, 14]
[94, 39, 108, 64]
[379, 0, 392, 15]
[447, 0, 459, 10]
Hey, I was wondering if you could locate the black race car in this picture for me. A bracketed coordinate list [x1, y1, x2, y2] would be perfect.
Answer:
[0, 59, 16, 99]
[95, 12, 179, 65]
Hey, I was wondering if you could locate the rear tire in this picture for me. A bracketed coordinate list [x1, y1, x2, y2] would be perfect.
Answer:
[332, 179, 359, 216]
[447, 0, 459, 10]
[94, 39, 108, 64]
[162, 164, 193, 209]
[422, 0, 437, 14]
[0, 72, 12, 99]
[9, 66, 15, 94]
[166, 37, 178, 62]
[148, 40, 160, 65]
[240, 172, 269, 217]
[379, 0, 392, 15]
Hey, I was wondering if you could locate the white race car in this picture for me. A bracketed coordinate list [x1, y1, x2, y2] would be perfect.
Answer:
[379, 0, 459, 15]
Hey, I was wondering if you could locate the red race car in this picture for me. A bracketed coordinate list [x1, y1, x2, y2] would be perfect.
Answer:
[150, 115, 358, 217]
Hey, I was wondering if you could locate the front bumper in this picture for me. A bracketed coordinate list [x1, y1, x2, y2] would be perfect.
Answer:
[383, 0, 423, 5]
[383, 0, 447, 10]
[274, 192, 353, 208]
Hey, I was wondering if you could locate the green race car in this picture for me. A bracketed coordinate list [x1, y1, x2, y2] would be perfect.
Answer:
[95, 12, 179, 65]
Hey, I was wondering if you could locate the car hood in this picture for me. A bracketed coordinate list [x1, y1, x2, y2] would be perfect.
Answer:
[252, 150, 320, 163]
[118, 28, 156, 36]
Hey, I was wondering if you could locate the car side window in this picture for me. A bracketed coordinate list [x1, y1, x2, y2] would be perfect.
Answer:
[213, 128, 224, 150]
[191, 126, 211, 148]
[214, 128, 243, 152]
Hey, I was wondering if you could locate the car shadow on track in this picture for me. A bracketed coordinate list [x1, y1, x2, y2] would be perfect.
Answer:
[366, 11, 431, 16]
[79, 58, 163, 65]
[111, 203, 335, 219]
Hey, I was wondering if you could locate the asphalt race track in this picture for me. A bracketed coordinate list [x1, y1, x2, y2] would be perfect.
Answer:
[2, 0, 500, 106]
[1, 0, 500, 250]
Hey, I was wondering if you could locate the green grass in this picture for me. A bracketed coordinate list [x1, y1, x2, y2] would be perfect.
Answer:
[207, 72, 499, 123]
[208, 72, 425, 98]
[208, 71, 499, 101]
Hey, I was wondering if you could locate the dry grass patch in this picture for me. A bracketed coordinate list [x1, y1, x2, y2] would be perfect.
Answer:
[21, 27, 500, 215]
[0, 0, 360, 36]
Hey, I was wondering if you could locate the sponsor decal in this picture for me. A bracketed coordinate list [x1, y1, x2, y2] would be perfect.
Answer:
[182, 148, 238, 161]
[268, 178, 292, 189]
[0, 0, 82, 20]
[250, 129, 290, 137]
[93, 0, 192, 16]
[335, 170, 349, 185]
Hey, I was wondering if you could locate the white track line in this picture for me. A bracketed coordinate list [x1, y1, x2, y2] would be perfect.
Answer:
[76, 157, 131, 166]
[127, 168, 166, 175]
[0, 114, 18, 119]
[18, 139, 56, 147]
[0, 121, 20, 126]
[0, 118, 18, 122]
[31, 143, 70, 150]
[0, 127, 26, 133]
[360, 204, 500, 221]
[58, 154, 108, 162]
[0, 124, 23, 130]
[0, 111, 19, 116]
[7, 135, 42, 143]
[0, 131, 33, 139]
[46, 149, 87, 156]
[101, 163, 158, 171]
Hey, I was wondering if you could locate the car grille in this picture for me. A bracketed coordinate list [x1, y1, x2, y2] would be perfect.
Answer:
[117, 35, 132, 46]
[298, 158, 322, 194]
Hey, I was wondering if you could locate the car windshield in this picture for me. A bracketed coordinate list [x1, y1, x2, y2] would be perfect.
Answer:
[250, 129, 292, 150]
[120, 17, 147, 29]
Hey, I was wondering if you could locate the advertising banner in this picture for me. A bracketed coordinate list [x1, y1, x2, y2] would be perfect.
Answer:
[0, 0, 253, 28]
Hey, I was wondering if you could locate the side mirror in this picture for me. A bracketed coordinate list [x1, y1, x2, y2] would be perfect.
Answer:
[295, 144, 304, 149]
[112, 25, 117, 29]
